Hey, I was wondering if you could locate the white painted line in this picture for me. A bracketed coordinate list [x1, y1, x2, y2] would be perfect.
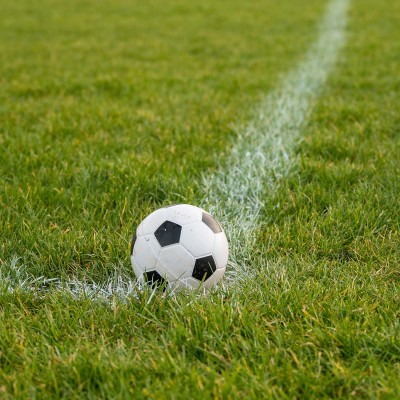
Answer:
[203, 0, 349, 272]
[1, 0, 350, 300]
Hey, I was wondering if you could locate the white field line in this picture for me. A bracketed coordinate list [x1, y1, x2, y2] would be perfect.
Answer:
[1, 0, 349, 300]
[204, 0, 349, 271]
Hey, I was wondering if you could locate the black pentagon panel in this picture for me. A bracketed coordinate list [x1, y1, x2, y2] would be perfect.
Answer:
[130, 233, 137, 256]
[154, 220, 182, 247]
[202, 212, 222, 233]
[192, 255, 217, 281]
[143, 270, 167, 290]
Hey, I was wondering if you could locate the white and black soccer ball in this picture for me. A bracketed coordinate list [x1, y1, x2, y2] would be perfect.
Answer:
[130, 204, 228, 291]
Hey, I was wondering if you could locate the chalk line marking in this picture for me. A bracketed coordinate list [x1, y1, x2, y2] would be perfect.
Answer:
[204, 0, 349, 270]
[1, 0, 350, 300]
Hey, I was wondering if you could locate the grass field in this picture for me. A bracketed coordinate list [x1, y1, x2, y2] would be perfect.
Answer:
[0, 0, 399, 398]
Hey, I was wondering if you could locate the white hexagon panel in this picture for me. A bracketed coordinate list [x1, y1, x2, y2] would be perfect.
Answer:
[180, 221, 216, 257]
[157, 244, 195, 281]
[213, 232, 229, 269]
[131, 234, 161, 277]
[164, 204, 202, 226]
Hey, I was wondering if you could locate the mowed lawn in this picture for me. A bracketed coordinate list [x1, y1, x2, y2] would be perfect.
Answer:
[0, 0, 399, 398]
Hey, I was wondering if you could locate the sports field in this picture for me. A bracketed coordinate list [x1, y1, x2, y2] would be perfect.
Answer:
[0, 0, 399, 397]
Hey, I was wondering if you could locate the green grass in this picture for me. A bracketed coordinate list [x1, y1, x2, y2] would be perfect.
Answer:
[0, 0, 399, 398]
[0, 0, 325, 280]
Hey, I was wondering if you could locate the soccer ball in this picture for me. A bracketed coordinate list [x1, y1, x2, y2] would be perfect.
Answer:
[130, 204, 229, 291]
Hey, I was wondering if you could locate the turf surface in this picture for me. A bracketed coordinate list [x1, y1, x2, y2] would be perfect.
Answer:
[0, 0, 399, 398]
